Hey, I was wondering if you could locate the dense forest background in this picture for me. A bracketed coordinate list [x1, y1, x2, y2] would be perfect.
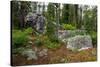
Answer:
[11, 1, 97, 31]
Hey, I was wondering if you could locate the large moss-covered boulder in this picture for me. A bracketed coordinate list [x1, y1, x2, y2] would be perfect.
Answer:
[67, 35, 93, 51]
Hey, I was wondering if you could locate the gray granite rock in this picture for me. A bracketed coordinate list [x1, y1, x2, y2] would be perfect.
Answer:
[58, 30, 86, 38]
[38, 49, 48, 57]
[21, 49, 38, 60]
[25, 12, 45, 34]
[58, 30, 86, 43]
[67, 35, 93, 51]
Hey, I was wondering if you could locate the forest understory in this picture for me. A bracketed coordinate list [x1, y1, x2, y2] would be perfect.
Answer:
[12, 35, 97, 66]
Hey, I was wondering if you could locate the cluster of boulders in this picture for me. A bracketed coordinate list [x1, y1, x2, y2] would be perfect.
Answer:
[18, 30, 93, 60]
[24, 12, 93, 58]
[20, 48, 48, 60]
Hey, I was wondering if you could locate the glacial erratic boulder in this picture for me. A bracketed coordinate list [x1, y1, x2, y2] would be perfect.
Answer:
[25, 12, 45, 34]
[67, 35, 93, 51]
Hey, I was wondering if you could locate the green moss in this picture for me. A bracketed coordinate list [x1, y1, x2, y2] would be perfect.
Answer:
[62, 24, 76, 30]
[44, 39, 60, 49]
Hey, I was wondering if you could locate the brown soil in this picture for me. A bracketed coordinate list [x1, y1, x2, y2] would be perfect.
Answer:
[11, 45, 97, 66]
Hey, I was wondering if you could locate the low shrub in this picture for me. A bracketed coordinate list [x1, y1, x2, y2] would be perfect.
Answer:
[44, 39, 60, 49]
[49, 35, 60, 43]
[12, 29, 30, 48]
[68, 30, 86, 38]
[62, 24, 76, 30]
[33, 39, 43, 47]
[40, 35, 61, 49]
[89, 31, 97, 47]
[24, 27, 33, 35]
[46, 21, 60, 43]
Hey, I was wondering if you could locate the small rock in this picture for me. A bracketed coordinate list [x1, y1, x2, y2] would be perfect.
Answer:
[60, 58, 65, 62]
[38, 49, 48, 57]
[78, 47, 91, 51]
[28, 41, 33, 44]
[21, 49, 38, 60]
[60, 58, 67, 63]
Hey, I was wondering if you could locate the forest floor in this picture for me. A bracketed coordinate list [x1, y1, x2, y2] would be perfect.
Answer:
[12, 43, 97, 66]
